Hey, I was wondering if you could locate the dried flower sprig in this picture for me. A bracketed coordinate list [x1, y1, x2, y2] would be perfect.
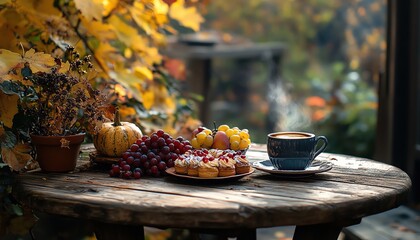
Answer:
[20, 48, 108, 136]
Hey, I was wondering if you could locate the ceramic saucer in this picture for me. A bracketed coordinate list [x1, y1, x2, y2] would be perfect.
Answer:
[252, 160, 332, 178]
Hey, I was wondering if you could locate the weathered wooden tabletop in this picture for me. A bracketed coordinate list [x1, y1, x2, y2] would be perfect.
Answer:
[13, 144, 411, 240]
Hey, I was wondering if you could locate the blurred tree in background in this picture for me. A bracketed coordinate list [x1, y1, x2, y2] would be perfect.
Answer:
[204, 0, 385, 157]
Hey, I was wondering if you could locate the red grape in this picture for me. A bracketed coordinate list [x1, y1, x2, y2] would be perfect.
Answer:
[150, 158, 158, 166]
[157, 138, 165, 147]
[133, 159, 141, 167]
[151, 134, 158, 142]
[122, 164, 131, 171]
[161, 146, 170, 154]
[157, 129, 165, 137]
[150, 165, 158, 175]
[126, 156, 134, 165]
[158, 161, 166, 171]
[139, 145, 147, 153]
[167, 159, 174, 167]
[122, 171, 132, 179]
[133, 171, 141, 179]
[122, 152, 131, 160]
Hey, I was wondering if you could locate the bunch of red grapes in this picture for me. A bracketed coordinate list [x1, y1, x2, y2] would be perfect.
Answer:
[109, 130, 192, 179]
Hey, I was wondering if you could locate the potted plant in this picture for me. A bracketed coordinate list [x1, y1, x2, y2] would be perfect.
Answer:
[15, 48, 108, 172]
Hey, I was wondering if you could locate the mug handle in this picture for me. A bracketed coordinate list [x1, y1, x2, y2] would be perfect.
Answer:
[313, 136, 328, 159]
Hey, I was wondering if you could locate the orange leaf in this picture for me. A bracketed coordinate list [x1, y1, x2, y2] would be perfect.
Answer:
[0, 90, 19, 128]
[1, 143, 33, 171]
[305, 96, 326, 108]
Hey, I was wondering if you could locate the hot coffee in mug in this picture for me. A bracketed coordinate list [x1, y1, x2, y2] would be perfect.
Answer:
[267, 132, 328, 170]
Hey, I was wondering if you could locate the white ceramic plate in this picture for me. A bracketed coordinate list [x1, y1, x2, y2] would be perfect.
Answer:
[252, 160, 332, 177]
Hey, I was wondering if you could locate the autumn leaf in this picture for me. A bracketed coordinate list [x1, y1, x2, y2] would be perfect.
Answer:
[22, 48, 56, 73]
[0, 90, 19, 128]
[74, 0, 104, 21]
[170, 0, 204, 31]
[0, 49, 22, 75]
[108, 15, 135, 43]
[134, 66, 153, 81]
[1, 143, 32, 171]
[82, 16, 116, 40]
[102, 0, 118, 16]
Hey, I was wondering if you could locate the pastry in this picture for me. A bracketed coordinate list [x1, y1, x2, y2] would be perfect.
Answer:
[174, 156, 189, 175]
[198, 156, 219, 178]
[234, 154, 251, 174]
[218, 155, 236, 177]
[187, 156, 201, 176]
[208, 149, 224, 158]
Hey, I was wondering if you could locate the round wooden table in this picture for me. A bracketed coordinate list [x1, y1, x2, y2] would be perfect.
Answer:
[13, 145, 411, 240]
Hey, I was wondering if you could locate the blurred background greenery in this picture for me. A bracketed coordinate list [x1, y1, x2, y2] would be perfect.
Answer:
[201, 0, 385, 158]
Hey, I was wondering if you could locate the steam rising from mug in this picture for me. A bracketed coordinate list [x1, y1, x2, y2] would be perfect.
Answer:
[267, 80, 311, 131]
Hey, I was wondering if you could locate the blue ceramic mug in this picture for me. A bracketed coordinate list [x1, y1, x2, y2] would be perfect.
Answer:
[267, 132, 328, 170]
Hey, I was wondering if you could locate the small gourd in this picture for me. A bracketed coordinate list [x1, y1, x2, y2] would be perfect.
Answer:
[94, 108, 142, 157]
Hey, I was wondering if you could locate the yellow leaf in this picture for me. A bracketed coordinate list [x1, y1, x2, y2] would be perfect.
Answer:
[0, 90, 19, 128]
[108, 15, 137, 45]
[169, 0, 204, 31]
[94, 42, 120, 72]
[58, 61, 70, 73]
[1, 143, 32, 171]
[0, 0, 11, 4]
[129, 2, 153, 34]
[0, 49, 22, 75]
[142, 89, 155, 110]
[82, 16, 116, 40]
[74, 0, 104, 21]
[22, 48, 56, 73]
[109, 70, 143, 102]
[134, 66, 153, 80]
[102, 0, 118, 16]
[154, 0, 170, 15]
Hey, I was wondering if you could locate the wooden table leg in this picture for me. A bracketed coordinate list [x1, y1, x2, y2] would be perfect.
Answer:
[94, 222, 144, 240]
[192, 228, 256, 240]
[235, 228, 257, 240]
[293, 223, 342, 240]
[293, 219, 361, 240]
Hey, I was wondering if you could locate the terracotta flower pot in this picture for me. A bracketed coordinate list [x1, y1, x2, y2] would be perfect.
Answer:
[31, 133, 85, 172]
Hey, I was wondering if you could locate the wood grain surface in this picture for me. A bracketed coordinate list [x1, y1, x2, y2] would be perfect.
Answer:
[13, 144, 412, 230]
